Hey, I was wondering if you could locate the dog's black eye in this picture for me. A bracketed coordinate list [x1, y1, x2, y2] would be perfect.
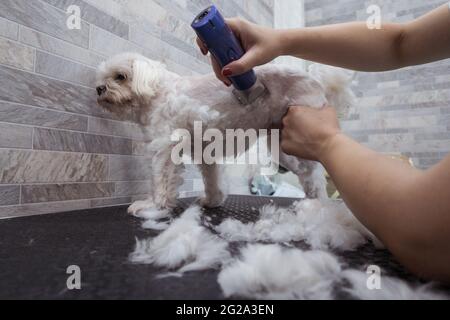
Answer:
[115, 74, 126, 81]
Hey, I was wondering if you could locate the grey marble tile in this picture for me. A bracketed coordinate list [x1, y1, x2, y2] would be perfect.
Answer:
[21, 182, 115, 204]
[0, 65, 111, 118]
[35, 51, 96, 87]
[179, 179, 193, 192]
[0, 37, 34, 71]
[129, 27, 209, 74]
[42, 0, 129, 39]
[132, 141, 149, 156]
[415, 132, 450, 141]
[88, 117, 145, 140]
[0, 101, 88, 131]
[33, 128, 132, 155]
[0, 199, 91, 219]
[108, 155, 153, 181]
[90, 196, 131, 208]
[0, 17, 18, 40]
[0, 150, 107, 184]
[19, 27, 105, 68]
[90, 25, 145, 58]
[115, 181, 152, 197]
[183, 165, 201, 179]
[0, 0, 89, 48]
[0, 122, 33, 149]
[0, 186, 20, 206]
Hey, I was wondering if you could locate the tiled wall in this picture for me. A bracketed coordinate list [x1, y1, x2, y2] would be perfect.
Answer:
[0, 0, 275, 218]
[305, 0, 450, 169]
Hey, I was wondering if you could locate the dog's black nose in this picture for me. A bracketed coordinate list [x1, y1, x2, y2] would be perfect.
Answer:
[96, 85, 106, 96]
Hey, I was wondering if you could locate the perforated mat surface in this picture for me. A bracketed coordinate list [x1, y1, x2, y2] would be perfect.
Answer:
[0, 195, 448, 299]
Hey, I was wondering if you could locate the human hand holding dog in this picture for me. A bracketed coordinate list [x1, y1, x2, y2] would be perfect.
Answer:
[281, 106, 342, 162]
[196, 18, 283, 86]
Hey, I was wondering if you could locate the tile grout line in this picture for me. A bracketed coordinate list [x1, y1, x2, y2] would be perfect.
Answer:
[0, 120, 142, 142]
[0, 99, 138, 129]
[17, 25, 106, 68]
[0, 59, 96, 90]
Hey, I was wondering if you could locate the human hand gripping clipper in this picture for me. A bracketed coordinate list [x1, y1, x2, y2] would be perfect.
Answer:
[191, 5, 267, 105]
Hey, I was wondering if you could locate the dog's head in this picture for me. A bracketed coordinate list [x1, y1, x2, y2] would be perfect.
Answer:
[96, 52, 165, 117]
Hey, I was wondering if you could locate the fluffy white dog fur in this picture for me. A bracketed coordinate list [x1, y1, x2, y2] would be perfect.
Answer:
[96, 53, 354, 214]
[131, 206, 230, 273]
[131, 204, 448, 300]
[218, 244, 342, 300]
[216, 199, 383, 251]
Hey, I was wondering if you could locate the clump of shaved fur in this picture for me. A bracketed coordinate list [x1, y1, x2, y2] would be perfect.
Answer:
[218, 244, 342, 300]
[342, 270, 449, 300]
[216, 199, 382, 251]
[130, 206, 231, 273]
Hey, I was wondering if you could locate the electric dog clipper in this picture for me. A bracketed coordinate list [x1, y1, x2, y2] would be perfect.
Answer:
[191, 5, 267, 105]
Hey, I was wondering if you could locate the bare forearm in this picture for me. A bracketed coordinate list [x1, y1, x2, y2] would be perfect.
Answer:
[279, 5, 450, 72]
[281, 22, 406, 71]
[320, 134, 421, 237]
[320, 134, 450, 281]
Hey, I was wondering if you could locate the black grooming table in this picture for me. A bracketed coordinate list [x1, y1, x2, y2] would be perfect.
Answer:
[0, 195, 447, 300]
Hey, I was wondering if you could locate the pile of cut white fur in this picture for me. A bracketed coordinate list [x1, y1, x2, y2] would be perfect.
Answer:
[130, 199, 448, 300]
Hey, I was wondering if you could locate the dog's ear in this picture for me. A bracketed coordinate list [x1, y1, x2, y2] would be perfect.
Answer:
[131, 59, 162, 99]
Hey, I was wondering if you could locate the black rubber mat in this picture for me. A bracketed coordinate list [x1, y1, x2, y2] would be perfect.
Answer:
[0, 195, 448, 300]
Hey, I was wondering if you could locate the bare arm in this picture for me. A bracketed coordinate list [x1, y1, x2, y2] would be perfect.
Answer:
[281, 4, 450, 71]
[282, 107, 450, 282]
[197, 4, 450, 77]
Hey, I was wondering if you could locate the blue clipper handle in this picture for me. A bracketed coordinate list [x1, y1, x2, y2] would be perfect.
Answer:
[191, 5, 257, 91]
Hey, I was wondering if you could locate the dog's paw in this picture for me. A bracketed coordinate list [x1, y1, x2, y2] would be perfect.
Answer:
[199, 192, 226, 208]
[127, 200, 155, 217]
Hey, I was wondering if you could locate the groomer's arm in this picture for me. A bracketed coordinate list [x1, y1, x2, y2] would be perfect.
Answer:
[282, 4, 450, 71]
[198, 4, 450, 78]
[282, 106, 450, 282]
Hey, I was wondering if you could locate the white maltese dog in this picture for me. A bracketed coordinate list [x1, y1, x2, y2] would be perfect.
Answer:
[96, 53, 354, 215]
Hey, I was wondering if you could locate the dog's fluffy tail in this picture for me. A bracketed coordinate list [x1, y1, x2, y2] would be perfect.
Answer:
[308, 64, 355, 117]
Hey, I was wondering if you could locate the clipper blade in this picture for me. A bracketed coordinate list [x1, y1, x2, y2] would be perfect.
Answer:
[232, 79, 267, 105]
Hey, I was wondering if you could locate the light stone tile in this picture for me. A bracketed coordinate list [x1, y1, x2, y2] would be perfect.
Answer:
[0, 150, 108, 184]
[0, 17, 18, 40]
[0, 122, 33, 149]
[90, 196, 131, 208]
[115, 181, 152, 197]
[179, 179, 193, 192]
[21, 182, 115, 204]
[108, 155, 153, 181]
[0, 37, 34, 71]
[0, 0, 89, 48]
[33, 127, 132, 155]
[41, 0, 129, 39]
[88, 117, 145, 141]
[19, 27, 105, 68]
[90, 25, 147, 58]
[0, 65, 113, 119]
[0, 101, 88, 131]
[0, 186, 20, 206]
[35, 51, 96, 88]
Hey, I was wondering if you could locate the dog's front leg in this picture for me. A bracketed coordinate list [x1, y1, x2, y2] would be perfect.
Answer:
[198, 163, 228, 208]
[128, 146, 183, 215]
[151, 147, 184, 210]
